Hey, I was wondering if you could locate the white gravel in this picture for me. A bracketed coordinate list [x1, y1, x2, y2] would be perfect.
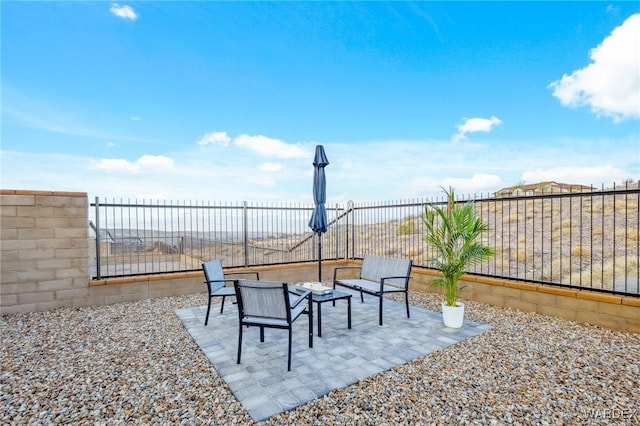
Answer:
[2, 292, 638, 425]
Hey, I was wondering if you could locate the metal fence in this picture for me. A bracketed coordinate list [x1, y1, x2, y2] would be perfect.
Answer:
[90, 181, 640, 296]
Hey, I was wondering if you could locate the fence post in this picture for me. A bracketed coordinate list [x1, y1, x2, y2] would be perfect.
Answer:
[334, 203, 339, 261]
[95, 196, 101, 280]
[243, 201, 249, 267]
[347, 200, 354, 259]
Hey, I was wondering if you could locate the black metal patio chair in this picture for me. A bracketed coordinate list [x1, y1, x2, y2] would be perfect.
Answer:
[234, 280, 313, 371]
[202, 259, 260, 326]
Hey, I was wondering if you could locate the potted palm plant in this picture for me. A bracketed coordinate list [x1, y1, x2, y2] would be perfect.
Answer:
[423, 187, 495, 328]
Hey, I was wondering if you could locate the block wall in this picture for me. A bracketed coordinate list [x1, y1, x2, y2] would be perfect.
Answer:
[1, 190, 89, 313]
[409, 268, 640, 334]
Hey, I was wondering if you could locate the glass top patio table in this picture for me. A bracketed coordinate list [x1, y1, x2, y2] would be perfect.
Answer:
[289, 285, 352, 337]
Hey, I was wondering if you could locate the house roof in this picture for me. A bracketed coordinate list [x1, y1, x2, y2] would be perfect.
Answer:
[495, 181, 593, 195]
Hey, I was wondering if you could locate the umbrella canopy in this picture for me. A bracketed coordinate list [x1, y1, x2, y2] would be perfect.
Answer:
[308, 145, 329, 281]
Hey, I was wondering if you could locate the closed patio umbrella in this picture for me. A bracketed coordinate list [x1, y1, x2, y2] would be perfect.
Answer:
[308, 145, 329, 282]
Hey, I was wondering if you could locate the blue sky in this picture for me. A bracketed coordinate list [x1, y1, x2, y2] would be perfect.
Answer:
[2, 1, 639, 203]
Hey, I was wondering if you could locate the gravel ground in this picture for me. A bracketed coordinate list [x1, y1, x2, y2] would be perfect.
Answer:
[1, 292, 639, 425]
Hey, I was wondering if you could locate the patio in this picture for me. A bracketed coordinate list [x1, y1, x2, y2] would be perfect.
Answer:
[1, 290, 639, 424]
[176, 288, 490, 421]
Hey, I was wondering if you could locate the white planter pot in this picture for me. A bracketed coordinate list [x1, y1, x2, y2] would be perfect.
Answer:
[441, 301, 465, 328]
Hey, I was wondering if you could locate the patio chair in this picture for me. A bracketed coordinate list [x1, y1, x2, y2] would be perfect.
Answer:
[234, 280, 313, 371]
[202, 260, 260, 326]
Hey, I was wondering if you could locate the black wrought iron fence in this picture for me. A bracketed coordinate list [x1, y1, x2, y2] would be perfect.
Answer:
[90, 181, 639, 296]
[89, 199, 349, 278]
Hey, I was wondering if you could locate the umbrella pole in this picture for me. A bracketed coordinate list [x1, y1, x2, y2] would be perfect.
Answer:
[318, 232, 322, 282]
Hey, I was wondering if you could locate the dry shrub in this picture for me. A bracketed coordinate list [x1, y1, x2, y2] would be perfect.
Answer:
[540, 200, 554, 218]
[615, 228, 639, 243]
[587, 201, 603, 213]
[541, 257, 570, 281]
[614, 199, 630, 210]
[396, 220, 418, 236]
[516, 247, 533, 262]
[565, 265, 610, 289]
[507, 212, 521, 223]
[604, 204, 614, 215]
[561, 219, 574, 236]
[571, 245, 591, 257]
[565, 258, 638, 291]
[592, 225, 604, 236]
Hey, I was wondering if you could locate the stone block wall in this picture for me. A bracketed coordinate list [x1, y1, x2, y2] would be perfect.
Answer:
[1, 190, 89, 313]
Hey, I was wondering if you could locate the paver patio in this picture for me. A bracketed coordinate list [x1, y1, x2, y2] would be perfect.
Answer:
[176, 289, 490, 422]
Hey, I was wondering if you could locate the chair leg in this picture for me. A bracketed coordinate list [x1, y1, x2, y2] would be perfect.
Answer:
[379, 295, 383, 326]
[237, 322, 243, 364]
[360, 290, 364, 303]
[405, 291, 410, 318]
[287, 328, 292, 371]
[219, 296, 225, 314]
[308, 298, 313, 348]
[205, 297, 212, 326]
[260, 326, 265, 342]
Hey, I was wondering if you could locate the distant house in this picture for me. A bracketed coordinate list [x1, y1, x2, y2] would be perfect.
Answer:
[494, 181, 593, 198]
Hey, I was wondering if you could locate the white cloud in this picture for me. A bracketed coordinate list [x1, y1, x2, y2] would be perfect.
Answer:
[548, 13, 640, 122]
[234, 134, 308, 158]
[442, 173, 503, 194]
[110, 4, 138, 20]
[452, 116, 502, 143]
[197, 131, 231, 146]
[259, 162, 282, 172]
[136, 155, 174, 169]
[522, 165, 636, 186]
[130, 116, 140, 121]
[91, 155, 174, 174]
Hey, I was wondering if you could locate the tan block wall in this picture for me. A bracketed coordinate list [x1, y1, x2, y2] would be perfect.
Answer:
[1, 190, 89, 313]
[1, 189, 638, 334]
[409, 267, 640, 334]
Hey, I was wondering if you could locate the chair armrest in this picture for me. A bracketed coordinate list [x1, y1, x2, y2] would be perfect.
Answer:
[289, 290, 312, 308]
[204, 278, 238, 286]
[380, 275, 412, 289]
[380, 275, 411, 281]
[226, 271, 260, 280]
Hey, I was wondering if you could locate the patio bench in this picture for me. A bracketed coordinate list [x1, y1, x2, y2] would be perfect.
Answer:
[333, 254, 412, 325]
